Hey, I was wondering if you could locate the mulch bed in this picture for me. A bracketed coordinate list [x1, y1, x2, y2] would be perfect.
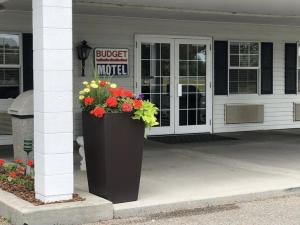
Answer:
[0, 180, 85, 206]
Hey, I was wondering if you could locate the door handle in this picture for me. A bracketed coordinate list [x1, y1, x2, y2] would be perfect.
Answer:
[178, 84, 182, 97]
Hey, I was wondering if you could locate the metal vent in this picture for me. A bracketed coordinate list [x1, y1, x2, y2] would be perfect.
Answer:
[294, 103, 300, 121]
[0, 112, 12, 135]
[225, 104, 264, 124]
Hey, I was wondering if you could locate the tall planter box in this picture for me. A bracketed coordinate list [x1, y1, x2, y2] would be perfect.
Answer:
[82, 112, 145, 203]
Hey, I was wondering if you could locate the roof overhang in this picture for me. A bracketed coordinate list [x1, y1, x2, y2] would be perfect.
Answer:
[3, 0, 300, 26]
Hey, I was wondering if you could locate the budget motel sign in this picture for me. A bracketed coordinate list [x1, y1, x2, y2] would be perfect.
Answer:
[95, 48, 129, 76]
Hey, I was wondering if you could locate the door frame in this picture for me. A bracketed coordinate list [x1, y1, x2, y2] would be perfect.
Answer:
[174, 38, 213, 134]
[135, 36, 176, 135]
[134, 34, 213, 135]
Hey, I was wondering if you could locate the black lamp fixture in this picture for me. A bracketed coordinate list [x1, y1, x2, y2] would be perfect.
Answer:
[77, 40, 92, 76]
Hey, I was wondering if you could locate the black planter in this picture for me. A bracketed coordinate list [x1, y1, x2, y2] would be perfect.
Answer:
[82, 112, 145, 203]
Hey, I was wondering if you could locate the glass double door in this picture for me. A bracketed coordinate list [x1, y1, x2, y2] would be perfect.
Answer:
[136, 36, 212, 135]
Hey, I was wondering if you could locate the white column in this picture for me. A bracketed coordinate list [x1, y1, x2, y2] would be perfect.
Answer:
[32, 0, 73, 202]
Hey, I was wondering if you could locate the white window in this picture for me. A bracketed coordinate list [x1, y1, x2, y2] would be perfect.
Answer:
[0, 34, 21, 99]
[229, 41, 260, 94]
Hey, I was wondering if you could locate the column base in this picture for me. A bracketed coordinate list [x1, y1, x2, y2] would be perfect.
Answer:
[35, 193, 73, 203]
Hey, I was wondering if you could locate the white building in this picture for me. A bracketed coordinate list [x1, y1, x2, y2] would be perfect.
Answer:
[1, 0, 300, 202]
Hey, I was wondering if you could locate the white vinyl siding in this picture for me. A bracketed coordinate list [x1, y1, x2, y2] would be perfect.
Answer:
[72, 16, 300, 135]
[2, 11, 300, 135]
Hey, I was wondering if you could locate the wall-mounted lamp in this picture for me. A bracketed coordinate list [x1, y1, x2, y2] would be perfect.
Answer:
[76, 40, 92, 77]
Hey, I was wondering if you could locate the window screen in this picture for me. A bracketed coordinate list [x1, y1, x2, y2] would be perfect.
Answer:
[229, 41, 259, 94]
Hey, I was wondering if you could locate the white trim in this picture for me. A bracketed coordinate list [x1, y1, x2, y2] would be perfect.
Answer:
[135, 35, 176, 135]
[174, 38, 212, 134]
[228, 40, 261, 95]
[135, 34, 213, 135]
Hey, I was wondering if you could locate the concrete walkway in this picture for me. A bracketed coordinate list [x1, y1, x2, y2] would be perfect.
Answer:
[75, 129, 300, 218]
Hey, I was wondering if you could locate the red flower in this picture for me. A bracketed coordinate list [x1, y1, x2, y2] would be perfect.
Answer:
[123, 90, 133, 98]
[27, 160, 33, 167]
[17, 166, 25, 175]
[99, 80, 107, 87]
[106, 97, 118, 108]
[0, 159, 5, 166]
[121, 103, 133, 112]
[90, 106, 106, 118]
[10, 172, 16, 178]
[110, 87, 123, 97]
[15, 159, 22, 164]
[84, 97, 94, 106]
[133, 99, 143, 109]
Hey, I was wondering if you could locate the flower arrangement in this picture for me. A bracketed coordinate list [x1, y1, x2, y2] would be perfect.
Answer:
[79, 79, 159, 128]
[0, 159, 34, 191]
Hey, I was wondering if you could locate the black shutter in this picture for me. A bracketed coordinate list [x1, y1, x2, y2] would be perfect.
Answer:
[22, 33, 33, 91]
[260, 42, 273, 94]
[214, 41, 228, 95]
[285, 43, 297, 94]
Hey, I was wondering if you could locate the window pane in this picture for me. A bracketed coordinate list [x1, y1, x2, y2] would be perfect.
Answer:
[230, 55, 239, 67]
[229, 69, 238, 81]
[188, 61, 197, 76]
[141, 43, 150, 59]
[240, 43, 249, 54]
[197, 109, 206, 125]
[0, 68, 20, 99]
[188, 45, 198, 60]
[248, 82, 257, 93]
[198, 61, 206, 76]
[250, 55, 259, 67]
[188, 110, 196, 125]
[161, 60, 170, 76]
[229, 69, 257, 94]
[179, 44, 188, 60]
[179, 61, 188, 76]
[161, 44, 170, 59]
[0, 68, 19, 86]
[239, 70, 248, 81]
[161, 111, 170, 126]
[240, 55, 249, 67]
[0, 34, 20, 65]
[150, 43, 160, 59]
[179, 110, 187, 126]
[230, 42, 239, 54]
[197, 46, 206, 61]
[248, 70, 257, 81]
[250, 43, 259, 54]
[229, 82, 238, 94]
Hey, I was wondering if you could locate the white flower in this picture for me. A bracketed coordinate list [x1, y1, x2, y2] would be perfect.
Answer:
[110, 83, 117, 89]
[90, 83, 99, 89]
